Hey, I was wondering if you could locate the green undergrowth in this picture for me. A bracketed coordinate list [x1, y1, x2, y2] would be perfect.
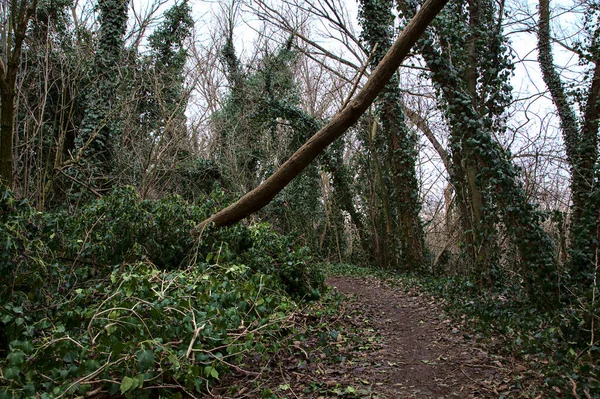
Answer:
[0, 187, 324, 398]
[325, 263, 599, 398]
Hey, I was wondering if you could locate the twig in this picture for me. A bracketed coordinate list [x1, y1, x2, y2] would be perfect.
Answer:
[186, 316, 206, 360]
[84, 387, 103, 398]
[279, 363, 300, 399]
[460, 368, 494, 392]
[55, 167, 102, 198]
[55, 355, 127, 399]
[88, 306, 153, 344]
[341, 43, 378, 110]
[462, 362, 510, 371]
[570, 377, 581, 399]
[293, 341, 309, 359]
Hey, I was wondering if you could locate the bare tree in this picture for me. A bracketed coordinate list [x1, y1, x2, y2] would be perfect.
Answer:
[192, 0, 449, 233]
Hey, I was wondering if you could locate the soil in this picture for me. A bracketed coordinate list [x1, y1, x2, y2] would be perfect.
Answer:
[211, 275, 524, 398]
[324, 275, 514, 398]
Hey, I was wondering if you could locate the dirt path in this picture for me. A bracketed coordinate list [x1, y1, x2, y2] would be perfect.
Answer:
[213, 274, 521, 398]
[326, 275, 509, 398]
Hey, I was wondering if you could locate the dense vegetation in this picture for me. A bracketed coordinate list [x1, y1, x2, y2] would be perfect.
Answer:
[0, 187, 323, 397]
[0, 0, 598, 397]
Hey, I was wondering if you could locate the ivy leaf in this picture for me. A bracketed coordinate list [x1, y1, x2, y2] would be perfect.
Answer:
[204, 366, 219, 380]
[3, 367, 20, 380]
[7, 350, 24, 366]
[120, 376, 136, 394]
[137, 349, 154, 371]
[111, 341, 126, 357]
[134, 373, 145, 388]
[0, 388, 14, 399]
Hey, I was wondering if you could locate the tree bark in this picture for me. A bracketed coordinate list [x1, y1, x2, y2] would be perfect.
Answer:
[538, 0, 600, 279]
[0, 86, 15, 187]
[192, 0, 449, 233]
[0, 0, 38, 188]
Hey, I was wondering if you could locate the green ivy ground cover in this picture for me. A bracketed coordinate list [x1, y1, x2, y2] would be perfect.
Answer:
[0, 188, 323, 398]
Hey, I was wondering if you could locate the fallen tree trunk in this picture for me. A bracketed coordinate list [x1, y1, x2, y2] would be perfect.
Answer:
[192, 0, 448, 234]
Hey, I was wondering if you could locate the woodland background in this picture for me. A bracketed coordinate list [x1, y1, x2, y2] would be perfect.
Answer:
[0, 0, 598, 397]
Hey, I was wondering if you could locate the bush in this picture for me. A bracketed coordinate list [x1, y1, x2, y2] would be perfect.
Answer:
[51, 188, 324, 298]
[0, 188, 50, 303]
[51, 186, 206, 270]
[1, 263, 295, 398]
[241, 223, 324, 299]
[0, 186, 325, 397]
[0, 188, 54, 356]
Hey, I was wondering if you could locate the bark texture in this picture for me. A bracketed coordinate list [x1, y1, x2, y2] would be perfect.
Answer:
[0, 0, 38, 187]
[538, 0, 599, 279]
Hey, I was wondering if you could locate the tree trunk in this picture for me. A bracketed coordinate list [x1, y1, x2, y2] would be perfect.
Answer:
[0, 0, 38, 188]
[397, 0, 556, 298]
[538, 0, 600, 281]
[0, 88, 15, 187]
[358, 0, 425, 270]
[192, 0, 449, 233]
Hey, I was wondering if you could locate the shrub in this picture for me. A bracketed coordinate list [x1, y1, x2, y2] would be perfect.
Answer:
[0, 187, 50, 302]
[0, 186, 325, 396]
[51, 188, 324, 298]
[0, 263, 295, 398]
[51, 186, 207, 270]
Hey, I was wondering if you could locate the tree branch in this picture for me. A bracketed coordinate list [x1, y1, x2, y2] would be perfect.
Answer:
[192, 0, 449, 234]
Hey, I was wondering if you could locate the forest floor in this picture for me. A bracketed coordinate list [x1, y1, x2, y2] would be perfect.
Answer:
[211, 274, 535, 398]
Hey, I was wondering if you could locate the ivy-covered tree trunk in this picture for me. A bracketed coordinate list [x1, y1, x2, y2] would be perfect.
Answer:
[75, 0, 129, 190]
[397, 0, 557, 303]
[215, 27, 327, 247]
[0, 0, 38, 188]
[132, 0, 194, 198]
[538, 0, 599, 285]
[462, 0, 499, 283]
[397, 0, 501, 283]
[324, 140, 372, 260]
[216, 30, 262, 194]
[359, 0, 425, 270]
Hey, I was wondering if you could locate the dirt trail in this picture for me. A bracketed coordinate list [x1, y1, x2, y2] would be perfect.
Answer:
[327, 275, 508, 398]
[214, 274, 520, 398]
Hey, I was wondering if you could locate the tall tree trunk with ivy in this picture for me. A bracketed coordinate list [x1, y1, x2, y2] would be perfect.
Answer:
[131, 0, 194, 197]
[0, 0, 37, 188]
[358, 0, 425, 270]
[216, 31, 261, 194]
[215, 32, 327, 247]
[323, 138, 371, 261]
[74, 0, 128, 190]
[397, 0, 557, 301]
[538, 0, 599, 287]
[396, 0, 501, 284]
